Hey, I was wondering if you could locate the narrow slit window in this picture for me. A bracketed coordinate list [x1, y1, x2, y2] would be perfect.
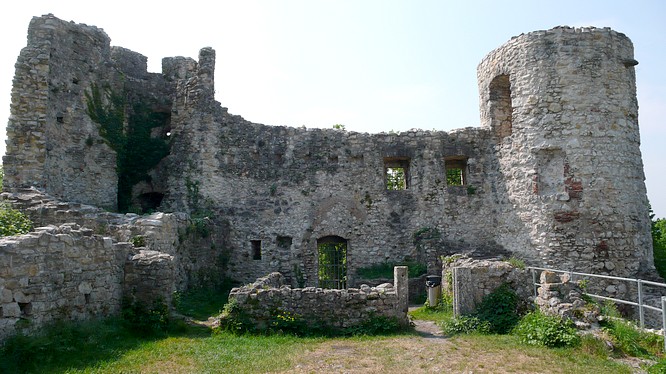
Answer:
[251, 240, 262, 260]
[384, 158, 410, 190]
[445, 157, 468, 186]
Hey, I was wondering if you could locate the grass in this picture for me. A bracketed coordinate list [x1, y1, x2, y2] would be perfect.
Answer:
[174, 283, 233, 320]
[1, 289, 664, 373]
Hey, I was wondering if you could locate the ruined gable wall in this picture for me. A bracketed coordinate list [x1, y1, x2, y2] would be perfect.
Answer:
[3, 15, 175, 210]
[478, 27, 652, 278]
[4, 15, 117, 208]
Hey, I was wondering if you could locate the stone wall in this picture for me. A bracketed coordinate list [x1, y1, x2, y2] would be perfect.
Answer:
[444, 256, 533, 316]
[0, 188, 230, 341]
[0, 15, 657, 338]
[0, 224, 128, 340]
[225, 267, 409, 332]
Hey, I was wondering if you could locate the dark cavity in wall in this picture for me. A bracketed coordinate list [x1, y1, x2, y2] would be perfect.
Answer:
[251, 240, 262, 260]
[85, 84, 171, 213]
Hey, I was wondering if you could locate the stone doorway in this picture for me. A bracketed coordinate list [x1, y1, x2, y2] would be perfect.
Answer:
[317, 236, 348, 289]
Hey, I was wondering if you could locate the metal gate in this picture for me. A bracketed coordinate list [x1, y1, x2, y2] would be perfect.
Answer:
[317, 236, 347, 289]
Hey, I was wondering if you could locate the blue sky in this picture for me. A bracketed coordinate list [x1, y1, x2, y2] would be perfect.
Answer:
[1, 0, 664, 217]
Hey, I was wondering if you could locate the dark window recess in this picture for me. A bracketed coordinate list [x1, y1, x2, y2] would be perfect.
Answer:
[18, 302, 32, 316]
[445, 157, 468, 186]
[384, 158, 410, 190]
[251, 240, 262, 260]
[56, 116, 64, 124]
[277, 236, 292, 249]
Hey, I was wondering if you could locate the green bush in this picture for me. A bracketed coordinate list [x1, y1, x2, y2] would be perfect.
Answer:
[602, 318, 663, 358]
[0, 203, 33, 236]
[441, 316, 490, 335]
[472, 283, 520, 334]
[121, 297, 170, 335]
[513, 311, 580, 348]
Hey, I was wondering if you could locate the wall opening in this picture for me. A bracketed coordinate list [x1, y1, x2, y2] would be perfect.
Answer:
[384, 158, 410, 190]
[489, 74, 513, 139]
[445, 157, 468, 186]
[317, 236, 348, 289]
[277, 235, 292, 250]
[251, 240, 262, 260]
[18, 302, 32, 316]
[137, 192, 164, 212]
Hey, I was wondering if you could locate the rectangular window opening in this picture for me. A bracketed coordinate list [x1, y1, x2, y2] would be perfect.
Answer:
[384, 158, 410, 190]
[445, 157, 468, 186]
[251, 240, 262, 260]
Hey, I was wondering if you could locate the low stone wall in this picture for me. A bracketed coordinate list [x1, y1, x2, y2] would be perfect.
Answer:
[353, 273, 427, 304]
[444, 256, 532, 316]
[536, 270, 600, 329]
[0, 224, 130, 340]
[226, 267, 409, 332]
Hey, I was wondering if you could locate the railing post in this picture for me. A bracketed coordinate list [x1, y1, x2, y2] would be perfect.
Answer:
[638, 280, 644, 329]
[532, 269, 537, 298]
[662, 297, 666, 352]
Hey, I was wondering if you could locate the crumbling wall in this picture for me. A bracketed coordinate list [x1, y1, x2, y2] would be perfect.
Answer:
[0, 224, 129, 340]
[444, 256, 532, 316]
[3, 14, 175, 211]
[0, 188, 231, 341]
[226, 267, 409, 332]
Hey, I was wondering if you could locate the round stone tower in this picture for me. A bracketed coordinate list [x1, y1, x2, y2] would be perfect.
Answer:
[477, 26, 653, 277]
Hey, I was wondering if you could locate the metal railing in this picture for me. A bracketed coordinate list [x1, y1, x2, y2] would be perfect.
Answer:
[528, 266, 666, 351]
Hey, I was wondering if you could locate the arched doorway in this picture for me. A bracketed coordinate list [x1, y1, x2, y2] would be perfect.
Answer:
[317, 236, 348, 289]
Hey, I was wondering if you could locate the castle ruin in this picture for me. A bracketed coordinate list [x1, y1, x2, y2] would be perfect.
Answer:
[0, 14, 654, 338]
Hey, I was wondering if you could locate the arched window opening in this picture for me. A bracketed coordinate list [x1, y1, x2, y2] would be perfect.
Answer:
[317, 236, 348, 289]
[489, 74, 513, 139]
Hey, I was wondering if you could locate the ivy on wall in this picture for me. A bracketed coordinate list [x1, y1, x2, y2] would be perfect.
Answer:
[85, 84, 170, 212]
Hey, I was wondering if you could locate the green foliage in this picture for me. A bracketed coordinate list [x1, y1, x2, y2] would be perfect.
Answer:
[651, 204, 666, 278]
[0, 203, 33, 236]
[512, 310, 580, 348]
[602, 318, 664, 358]
[121, 297, 170, 335]
[446, 167, 463, 186]
[441, 316, 491, 335]
[409, 304, 453, 324]
[174, 281, 234, 321]
[332, 123, 346, 130]
[356, 261, 427, 279]
[439, 284, 520, 336]
[412, 226, 441, 243]
[649, 358, 666, 374]
[506, 256, 526, 269]
[386, 167, 406, 190]
[86, 84, 170, 213]
[130, 235, 146, 247]
[220, 301, 405, 337]
[472, 283, 520, 334]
